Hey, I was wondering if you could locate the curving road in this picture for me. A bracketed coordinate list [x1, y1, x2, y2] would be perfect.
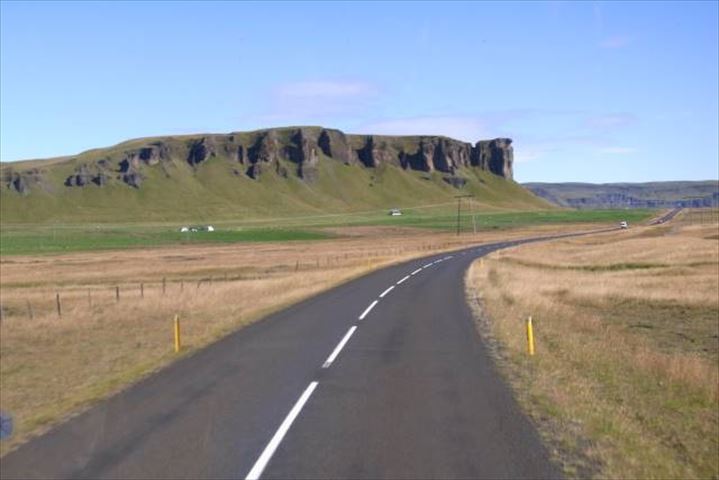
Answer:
[1, 231, 612, 480]
[649, 207, 683, 225]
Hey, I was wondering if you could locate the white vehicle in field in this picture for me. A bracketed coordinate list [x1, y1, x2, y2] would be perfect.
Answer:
[389, 208, 403, 216]
[619, 221, 629, 229]
[180, 225, 215, 232]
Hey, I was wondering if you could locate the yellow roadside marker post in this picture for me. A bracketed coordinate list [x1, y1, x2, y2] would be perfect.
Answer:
[527, 316, 535, 356]
[174, 314, 181, 353]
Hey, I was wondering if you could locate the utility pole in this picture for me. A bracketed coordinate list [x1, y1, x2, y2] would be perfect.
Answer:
[455, 194, 473, 236]
[470, 197, 478, 234]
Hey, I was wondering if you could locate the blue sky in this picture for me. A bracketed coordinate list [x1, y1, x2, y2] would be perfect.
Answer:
[1, 1, 717, 182]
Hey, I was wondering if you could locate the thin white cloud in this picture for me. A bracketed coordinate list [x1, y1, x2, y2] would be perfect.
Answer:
[262, 79, 379, 123]
[360, 116, 492, 143]
[585, 113, 636, 129]
[512, 139, 568, 163]
[599, 146, 637, 154]
[599, 35, 630, 49]
[276, 80, 376, 99]
[514, 147, 548, 163]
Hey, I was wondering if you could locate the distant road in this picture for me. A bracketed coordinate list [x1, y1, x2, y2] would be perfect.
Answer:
[1, 230, 613, 479]
[650, 207, 683, 225]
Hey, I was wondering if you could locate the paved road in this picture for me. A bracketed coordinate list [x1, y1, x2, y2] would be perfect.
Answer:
[1, 231, 610, 479]
[649, 207, 683, 225]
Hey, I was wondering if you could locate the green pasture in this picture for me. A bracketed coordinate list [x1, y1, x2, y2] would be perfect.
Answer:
[0, 208, 655, 255]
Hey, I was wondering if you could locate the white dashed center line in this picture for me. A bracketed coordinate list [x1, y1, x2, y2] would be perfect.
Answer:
[379, 285, 395, 298]
[245, 381, 319, 480]
[322, 326, 357, 368]
[359, 300, 379, 320]
[244, 247, 516, 479]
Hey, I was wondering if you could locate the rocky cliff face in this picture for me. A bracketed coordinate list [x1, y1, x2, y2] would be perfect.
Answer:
[474, 138, 513, 179]
[1, 127, 515, 194]
[2, 169, 39, 194]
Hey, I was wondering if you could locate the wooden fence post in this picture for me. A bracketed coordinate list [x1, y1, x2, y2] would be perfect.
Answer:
[116, 286, 120, 302]
[140, 283, 144, 299]
[56, 293, 62, 318]
[26, 300, 34, 320]
[527, 316, 535, 356]
[162, 277, 166, 295]
[174, 314, 181, 353]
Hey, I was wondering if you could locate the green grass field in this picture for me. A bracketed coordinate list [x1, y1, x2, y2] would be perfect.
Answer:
[0, 209, 654, 255]
[0, 227, 331, 255]
[350, 208, 653, 230]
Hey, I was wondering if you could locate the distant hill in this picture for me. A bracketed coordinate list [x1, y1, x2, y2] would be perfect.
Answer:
[524, 181, 719, 209]
[0, 126, 551, 224]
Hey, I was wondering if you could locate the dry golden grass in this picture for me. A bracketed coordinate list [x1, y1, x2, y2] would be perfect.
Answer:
[468, 223, 719, 479]
[0, 223, 595, 456]
[676, 208, 719, 228]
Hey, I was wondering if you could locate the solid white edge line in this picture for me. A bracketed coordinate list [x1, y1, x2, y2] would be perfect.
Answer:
[396, 275, 410, 285]
[423, 263, 433, 268]
[411, 268, 422, 275]
[245, 381, 319, 480]
[379, 285, 395, 298]
[322, 326, 357, 368]
[358, 300, 379, 320]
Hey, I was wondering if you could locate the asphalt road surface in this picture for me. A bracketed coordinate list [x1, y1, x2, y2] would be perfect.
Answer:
[649, 207, 683, 225]
[1, 231, 611, 479]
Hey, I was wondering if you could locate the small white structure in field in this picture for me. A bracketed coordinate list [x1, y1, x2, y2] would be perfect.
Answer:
[180, 225, 214, 232]
[389, 208, 402, 216]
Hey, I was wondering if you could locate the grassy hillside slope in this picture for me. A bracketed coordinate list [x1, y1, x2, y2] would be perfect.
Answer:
[1, 128, 551, 225]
